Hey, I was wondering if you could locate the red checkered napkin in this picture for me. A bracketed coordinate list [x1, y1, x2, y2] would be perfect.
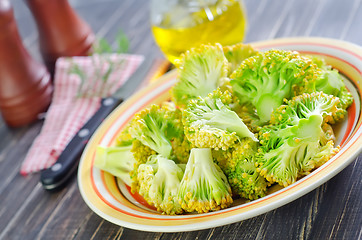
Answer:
[20, 54, 144, 175]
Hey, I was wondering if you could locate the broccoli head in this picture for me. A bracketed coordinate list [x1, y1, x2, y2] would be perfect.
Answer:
[182, 89, 257, 151]
[171, 44, 229, 107]
[271, 92, 347, 125]
[257, 92, 341, 187]
[230, 49, 319, 123]
[232, 103, 262, 133]
[129, 139, 156, 193]
[310, 56, 353, 110]
[137, 155, 185, 215]
[128, 103, 186, 159]
[223, 43, 258, 76]
[171, 135, 192, 164]
[178, 148, 233, 213]
[213, 138, 269, 200]
[115, 123, 134, 146]
[94, 144, 136, 186]
[128, 103, 191, 192]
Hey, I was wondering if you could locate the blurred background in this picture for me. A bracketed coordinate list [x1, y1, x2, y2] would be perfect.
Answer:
[12, 0, 362, 66]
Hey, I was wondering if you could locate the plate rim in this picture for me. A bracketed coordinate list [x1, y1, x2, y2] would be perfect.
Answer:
[78, 37, 362, 232]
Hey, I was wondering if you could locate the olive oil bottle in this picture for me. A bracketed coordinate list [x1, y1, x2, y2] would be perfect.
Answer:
[151, 0, 247, 64]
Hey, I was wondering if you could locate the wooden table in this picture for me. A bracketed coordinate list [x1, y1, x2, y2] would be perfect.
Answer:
[1, 0, 361, 239]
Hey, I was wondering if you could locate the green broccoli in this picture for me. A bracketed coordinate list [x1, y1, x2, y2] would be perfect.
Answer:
[94, 43, 355, 216]
[129, 139, 156, 193]
[271, 92, 347, 125]
[178, 148, 233, 213]
[213, 138, 269, 200]
[115, 122, 135, 146]
[256, 92, 342, 187]
[137, 155, 185, 215]
[128, 103, 190, 160]
[127, 103, 191, 192]
[230, 49, 318, 123]
[164, 102, 192, 164]
[310, 56, 353, 110]
[231, 102, 262, 133]
[223, 43, 258, 76]
[128, 104, 173, 158]
[94, 144, 136, 186]
[182, 89, 257, 151]
[171, 44, 229, 107]
[171, 135, 193, 164]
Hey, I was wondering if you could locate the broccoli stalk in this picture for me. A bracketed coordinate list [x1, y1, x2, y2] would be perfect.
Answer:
[178, 148, 233, 213]
[137, 155, 185, 215]
[94, 145, 136, 186]
[171, 44, 229, 107]
[230, 49, 318, 123]
[183, 89, 257, 151]
[257, 92, 342, 187]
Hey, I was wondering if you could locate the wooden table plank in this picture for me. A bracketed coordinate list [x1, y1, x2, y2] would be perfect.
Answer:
[308, 159, 362, 240]
[35, 183, 92, 239]
[245, 0, 294, 42]
[0, 0, 360, 239]
[272, 0, 327, 37]
[340, 0, 362, 44]
[308, 0, 360, 39]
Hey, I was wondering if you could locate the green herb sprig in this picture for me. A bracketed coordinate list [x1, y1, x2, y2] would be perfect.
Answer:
[69, 30, 130, 98]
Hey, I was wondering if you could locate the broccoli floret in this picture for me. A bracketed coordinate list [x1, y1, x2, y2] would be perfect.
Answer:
[165, 103, 192, 164]
[171, 44, 229, 107]
[115, 122, 134, 146]
[128, 103, 184, 158]
[271, 92, 347, 125]
[94, 144, 136, 186]
[232, 103, 261, 133]
[128, 103, 191, 192]
[182, 89, 257, 151]
[178, 148, 233, 213]
[257, 92, 341, 187]
[230, 49, 319, 123]
[228, 156, 268, 200]
[223, 43, 258, 75]
[137, 155, 185, 215]
[130, 139, 156, 165]
[128, 104, 173, 158]
[213, 138, 269, 200]
[310, 56, 353, 110]
[129, 139, 156, 193]
[171, 135, 192, 164]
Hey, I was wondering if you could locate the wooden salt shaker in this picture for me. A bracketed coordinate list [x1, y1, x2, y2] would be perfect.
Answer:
[0, 0, 52, 127]
[26, 0, 95, 76]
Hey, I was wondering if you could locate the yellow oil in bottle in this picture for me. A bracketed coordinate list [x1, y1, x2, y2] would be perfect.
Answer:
[151, 0, 247, 64]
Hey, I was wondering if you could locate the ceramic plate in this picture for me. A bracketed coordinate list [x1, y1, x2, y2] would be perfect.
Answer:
[78, 37, 362, 232]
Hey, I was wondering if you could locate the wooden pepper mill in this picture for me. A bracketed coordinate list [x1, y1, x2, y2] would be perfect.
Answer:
[0, 0, 52, 127]
[26, 0, 95, 75]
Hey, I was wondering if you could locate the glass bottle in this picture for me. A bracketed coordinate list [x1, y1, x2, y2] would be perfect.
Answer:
[150, 0, 248, 64]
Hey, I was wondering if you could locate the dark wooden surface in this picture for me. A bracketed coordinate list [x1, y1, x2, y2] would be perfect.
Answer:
[1, 0, 361, 239]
